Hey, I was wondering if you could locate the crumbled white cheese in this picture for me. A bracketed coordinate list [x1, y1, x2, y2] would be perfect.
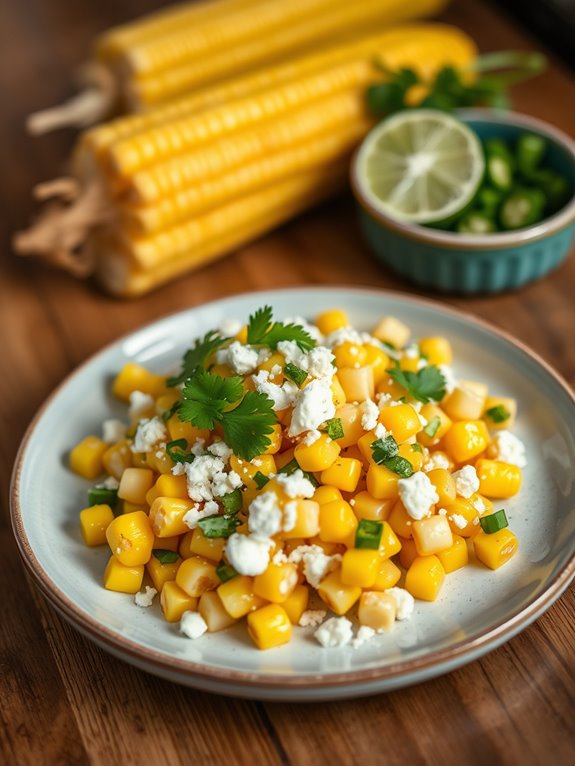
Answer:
[403, 344, 419, 359]
[472, 495, 488, 513]
[439, 365, 457, 396]
[302, 429, 321, 446]
[374, 422, 387, 439]
[423, 451, 451, 471]
[488, 430, 527, 468]
[438, 507, 448, 517]
[289, 378, 336, 436]
[180, 611, 208, 639]
[182, 501, 219, 529]
[184, 455, 241, 502]
[299, 610, 327, 628]
[134, 586, 157, 608]
[218, 318, 243, 337]
[398, 471, 439, 519]
[450, 513, 468, 530]
[360, 399, 379, 431]
[128, 390, 155, 420]
[386, 587, 415, 620]
[131, 417, 168, 453]
[452, 465, 480, 498]
[225, 533, 272, 576]
[352, 626, 376, 648]
[276, 469, 315, 499]
[102, 419, 127, 444]
[207, 440, 233, 462]
[99, 476, 120, 490]
[283, 500, 298, 532]
[252, 370, 299, 411]
[375, 392, 393, 409]
[215, 341, 268, 375]
[248, 492, 283, 539]
[288, 545, 341, 588]
[325, 327, 364, 348]
[276, 341, 335, 382]
[314, 616, 353, 648]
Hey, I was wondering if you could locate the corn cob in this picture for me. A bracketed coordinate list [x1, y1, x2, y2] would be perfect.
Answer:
[16, 24, 477, 295]
[28, 0, 449, 133]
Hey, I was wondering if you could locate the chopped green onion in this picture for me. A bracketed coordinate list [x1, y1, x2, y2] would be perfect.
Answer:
[284, 362, 307, 387]
[161, 400, 181, 422]
[424, 417, 441, 438]
[381, 340, 397, 352]
[198, 515, 240, 538]
[324, 417, 344, 441]
[516, 132, 546, 176]
[278, 457, 319, 487]
[371, 435, 399, 464]
[253, 471, 270, 489]
[219, 488, 243, 514]
[355, 519, 383, 550]
[479, 509, 509, 534]
[152, 549, 180, 565]
[216, 563, 238, 582]
[500, 188, 545, 230]
[87, 486, 118, 508]
[411, 443, 423, 454]
[166, 438, 195, 463]
[384, 456, 414, 478]
[486, 405, 510, 424]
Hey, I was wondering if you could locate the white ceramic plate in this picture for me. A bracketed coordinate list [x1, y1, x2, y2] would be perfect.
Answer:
[11, 288, 575, 701]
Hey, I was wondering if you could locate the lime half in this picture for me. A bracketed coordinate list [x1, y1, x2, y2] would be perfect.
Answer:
[355, 110, 485, 225]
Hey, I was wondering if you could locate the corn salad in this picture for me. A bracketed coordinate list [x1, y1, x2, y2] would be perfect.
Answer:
[72, 308, 524, 650]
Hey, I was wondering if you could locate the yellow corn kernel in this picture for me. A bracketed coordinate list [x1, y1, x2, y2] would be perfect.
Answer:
[103, 556, 144, 594]
[258, 352, 286, 382]
[319, 499, 358, 543]
[398, 442, 425, 472]
[469, 493, 494, 517]
[334, 403, 367, 448]
[146, 448, 174, 475]
[320, 456, 362, 493]
[247, 604, 292, 650]
[178, 531, 194, 559]
[399, 356, 421, 373]
[418, 336, 453, 366]
[412, 515, 453, 556]
[282, 499, 320, 539]
[331, 375, 347, 407]
[318, 569, 361, 615]
[379, 403, 421, 443]
[188, 527, 226, 562]
[218, 575, 265, 618]
[379, 521, 402, 558]
[418, 404, 452, 447]
[362, 345, 390, 385]
[149, 496, 194, 537]
[313, 485, 343, 505]
[371, 316, 410, 348]
[69, 436, 108, 479]
[437, 534, 468, 573]
[122, 501, 148, 514]
[475, 459, 522, 498]
[209, 363, 234, 379]
[358, 591, 396, 631]
[175, 556, 219, 598]
[155, 390, 180, 417]
[106, 511, 154, 566]
[405, 555, 445, 601]
[112, 362, 166, 401]
[427, 468, 456, 506]
[152, 534, 179, 552]
[443, 381, 488, 421]
[198, 591, 237, 632]
[166, 414, 210, 443]
[80, 504, 115, 546]
[473, 528, 518, 569]
[351, 491, 392, 521]
[337, 366, 374, 403]
[376, 374, 408, 400]
[281, 584, 309, 624]
[398, 536, 418, 569]
[340, 548, 380, 587]
[483, 396, 517, 430]
[117, 467, 155, 505]
[372, 558, 402, 590]
[160, 581, 197, 622]
[145, 473, 188, 505]
[357, 430, 379, 465]
[443, 420, 489, 463]
[294, 432, 340, 472]
[366, 463, 399, 500]
[333, 342, 368, 369]
[444, 498, 480, 538]
[146, 553, 181, 591]
[387, 500, 414, 539]
[131, 451, 149, 469]
[315, 309, 348, 336]
[103, 441, 132, 482]
[253, 562, 298, 603]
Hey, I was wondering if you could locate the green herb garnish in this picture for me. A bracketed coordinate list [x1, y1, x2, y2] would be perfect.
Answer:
[278, 457, 319, 487]
[216, 563, 238, 582]
[324, 417, 344, 441]
[219, 488, 243, 514]
[486, 405, 511, 424]
[424, 417, 441, 438]
[253, 471, 270, 489]
[165, 438, 195, 464]
[87, 486, 118, 508]
[479, 509, 509, 534]
[383, 456, 414, 478]
[152, 549, 180, 565]
[371, 435, 399, 463]
[411, 443, 423, 454]
[246, 306, 315, 351]
[284, 362, 307, 387]
[198, 515, 241, 539]
[355, 519, 383, 550]
[387, 364, 446, 404]
[161, 400, 181, 422]
[167, 330, 229, 387]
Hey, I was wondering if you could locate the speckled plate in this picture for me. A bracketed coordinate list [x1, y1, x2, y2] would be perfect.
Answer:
[10, 288, 575, 701]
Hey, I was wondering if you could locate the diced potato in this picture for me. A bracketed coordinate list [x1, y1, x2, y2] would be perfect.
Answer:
[358, 591, 396, 631]
[412, 515, 453, 556]
[337, 366, 374, 403]
[371, 316, 410, 348]
[198, 591, 238, 632]
[317, 569, 361, 615]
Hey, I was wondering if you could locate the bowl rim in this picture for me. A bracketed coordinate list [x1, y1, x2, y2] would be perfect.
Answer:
[350, 108, 575, 251]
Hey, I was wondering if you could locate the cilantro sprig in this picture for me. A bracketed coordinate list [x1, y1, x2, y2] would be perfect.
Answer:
[247, 306, 315, 351]
[386, 364, 446, 404]
[167, 331, 229, 387]
[179, 370, 276, 460]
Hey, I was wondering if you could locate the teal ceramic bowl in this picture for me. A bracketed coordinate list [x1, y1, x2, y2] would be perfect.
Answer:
[350, 109, 575, 293]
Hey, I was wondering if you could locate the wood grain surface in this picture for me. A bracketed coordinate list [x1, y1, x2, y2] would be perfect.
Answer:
[1, 1, 574, 764]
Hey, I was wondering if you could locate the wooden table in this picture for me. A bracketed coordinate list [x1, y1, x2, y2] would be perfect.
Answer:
[1, 1, 574, 763]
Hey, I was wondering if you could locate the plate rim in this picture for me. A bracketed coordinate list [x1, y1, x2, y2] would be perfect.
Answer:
[10, 286, 575, 691]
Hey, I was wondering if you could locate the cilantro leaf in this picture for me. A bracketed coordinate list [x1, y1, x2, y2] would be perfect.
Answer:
[152, 549, 180, 565]
[179, 370, 243, 429]
[165, 439, 195, 463]
[198, 515, 241, 538]
[371, 435, 399, 464]
[246, 305, 315, 351]
[222, 391, 276, 461]
[167, 331, 229, 387]
[386, 364, 446, 404]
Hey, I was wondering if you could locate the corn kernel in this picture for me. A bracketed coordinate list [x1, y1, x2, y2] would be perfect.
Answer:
[363, 345, 390, 385]
[333, 342, 368, 369]
[331, 375, 347, 407]
[444, 498, 480, 538]
[315, 309, 348, 336]
[412, 515, 453, 556]
[146, 553, 181, 591]
[473, 528, 518, 569]
[166, 415, 210, 443]
[281, 584, 309, 624]
[350, 491, 392, 521]
[149, 496, 195, 537]
[198, 591, 237, 632]
[112, 362, 166, 401]
[175, 556, 219, 598]
[427, 468, 456, 506]
[442, 420, 489, 463]
[188, 527, 226, 562]
[418, 337, 453, 366]
[69, 436, 108, 479]
[483, 396, 517, 430]
[253, 562, 298, 603]
[106, 511, 154, 566]
[437, 534, 468, 573]
[247, 604, 292, 650]
[371, 316, 410, 348]
[398, 536, 418, 569]
[319, 499, 358, 543]
[282, 499, 320, 539]
[160, 581, 197, 622]
[334, 403, 367, 448]
[317, 569, 361, 614]
[387, 500, 413, 539]
[145, 473, 188, 505]
[358, 591, 396, 631]
[102, 439, 133, 480]
[443, 381, 488, 421]
[337, 366, 374, 402]
[217, 575, 265, 618]
[418, 404, 452, 447]
[80, 504, 114, 546]
[475, 459, 522, 498]
[405, 555, 445, 601]
[379, 521, 402, 558]
[340, 549, 380, 587]
[320, 456, 362, 493]
[294, 433, 340, 472]
[313, 485, 343, 505]
[117, 467, 155, 505]
[379, 404, 421, 443]
[366, 463, 399, 500]
[372, 558, 402, 590]
[103, 556, 144, 594]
